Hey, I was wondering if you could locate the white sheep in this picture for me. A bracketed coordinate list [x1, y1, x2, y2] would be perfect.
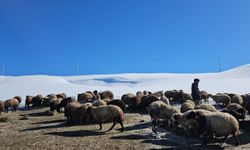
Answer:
[209, 93, 231, 105]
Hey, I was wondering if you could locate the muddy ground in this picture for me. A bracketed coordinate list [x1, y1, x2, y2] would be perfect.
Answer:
[0, 107, 250, 150]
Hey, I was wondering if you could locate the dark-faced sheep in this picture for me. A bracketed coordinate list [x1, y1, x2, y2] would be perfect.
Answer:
[50, 98, 63, 112]
[86, 105, 125, 132]
[149, 101, 180, 133]
[139, 95, 159, 109]
[4, 98, 20, 113]
[32, 94, 43, 107]
[14, 96, 22, 104]
[223, 103, 246, 121]
[186, 111, 240, 146]
[56, 93, 67, 99]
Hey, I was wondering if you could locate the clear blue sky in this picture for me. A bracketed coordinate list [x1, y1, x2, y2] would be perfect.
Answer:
[0, 0, 250, 75]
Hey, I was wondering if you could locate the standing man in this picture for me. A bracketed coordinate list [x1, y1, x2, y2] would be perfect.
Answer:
[191, 78, 201, 105]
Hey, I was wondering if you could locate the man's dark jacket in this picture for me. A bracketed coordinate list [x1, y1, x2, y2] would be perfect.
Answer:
[191, 82, 201, 101]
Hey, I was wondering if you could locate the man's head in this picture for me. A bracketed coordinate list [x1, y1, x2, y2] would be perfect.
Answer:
[194, 78, 200, 83]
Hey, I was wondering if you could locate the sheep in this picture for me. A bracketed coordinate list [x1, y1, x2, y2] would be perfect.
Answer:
[223, 103, 246, 121]
[209, 93, 231, 105]
[180, 100, 195, 113]
[56, 93, 67, 99]
[164, 90, 176, 100]
[25, 96, 33, 108]
[186, 111, 240, 146]
[139, 95, 159, 109]
[4, 98, 20, 113]
[49, 98, 63, 112]
[0, 101, 4, 114]
[195, 104, 217, 112]
[153, 90, 164, 97]
[74, 103, 91, 124]
[78, 92, 93, 103]
[99, 90, 114, 100]
[86, 105, 125, 132]
[41, 96, 50, 106]
[160, 96, 170, 105]
[92, 100, 107, 107]
[200, 91, 209, 103]
[64, 101, 81, 125]
[56, 97, 77, 113]
[149, 101, 180, 133]
[171, 109, 211, 136]
[121, 93, 141, 109]
[241, 94, 250, 107]
[107, 99, 126, 113]
[14, 96, 22, 103]
[231, 94, 243, 105]
[32, 94, 43, 107]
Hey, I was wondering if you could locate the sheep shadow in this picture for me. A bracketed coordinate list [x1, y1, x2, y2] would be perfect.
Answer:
[47, 129, 105, 137]
[32, 119, 66, 125]
[21, 122, 67, 132]
[124, 122, 151, 132]
[23, 111, 55, 117]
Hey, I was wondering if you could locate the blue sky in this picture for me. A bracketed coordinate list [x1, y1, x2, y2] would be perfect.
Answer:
[0, 0, 250, 75]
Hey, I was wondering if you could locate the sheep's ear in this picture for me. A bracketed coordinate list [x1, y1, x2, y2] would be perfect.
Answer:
[186, 111, 196, 119]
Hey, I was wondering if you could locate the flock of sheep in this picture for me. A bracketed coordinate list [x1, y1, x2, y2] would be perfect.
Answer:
[1, 90, 250, 146]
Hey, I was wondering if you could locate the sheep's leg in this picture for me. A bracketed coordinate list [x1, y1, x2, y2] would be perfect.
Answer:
[119, 122, 124, 132]
[234, 133, 240, 146]
[99, 122, 102, 130]
[106, 122, 117, 132]
[152, 120, 157, 134]
[221, 134, 229, 145]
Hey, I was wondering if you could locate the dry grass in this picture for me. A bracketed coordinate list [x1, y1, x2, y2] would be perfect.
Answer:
[0, 107, 249, 150]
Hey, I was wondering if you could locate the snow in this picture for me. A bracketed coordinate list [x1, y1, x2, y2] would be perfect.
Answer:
[0, 64, 250, 106]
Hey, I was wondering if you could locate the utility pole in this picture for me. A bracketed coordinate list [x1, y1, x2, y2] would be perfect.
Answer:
[219, 56, 221, 72]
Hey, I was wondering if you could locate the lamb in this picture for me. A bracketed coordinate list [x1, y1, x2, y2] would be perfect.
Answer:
[149, 101, 180, 133]
[231, 94, 243, 105]
[99, 90, 114, 100]
[0, 101, 4, 114]
[92, 100, 107, 107]
[209, 93, 231, 105]
[195, 104, 217, 112]
[180, 100, 195, 113]
[4, 98, 20, 113]
[186, 111, 240, 146]
[64, 101, 81, 125]
[222, 103, 246, 121]
[107, 99, 126, 113]
[86, 105, 125, 132]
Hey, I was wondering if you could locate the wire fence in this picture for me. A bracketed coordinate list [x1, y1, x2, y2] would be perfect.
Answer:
[0, 56, 249, 76]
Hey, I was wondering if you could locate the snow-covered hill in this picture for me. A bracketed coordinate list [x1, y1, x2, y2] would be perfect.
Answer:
[0, 64, 250, 105]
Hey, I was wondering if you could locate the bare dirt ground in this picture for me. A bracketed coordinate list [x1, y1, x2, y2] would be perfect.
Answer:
[0, 107, 250, 150]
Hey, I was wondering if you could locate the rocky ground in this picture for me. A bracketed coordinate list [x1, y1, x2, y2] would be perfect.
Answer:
[0, 107, 250, 150]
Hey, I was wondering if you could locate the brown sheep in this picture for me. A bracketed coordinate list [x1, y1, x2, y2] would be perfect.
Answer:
[92, 100, 107, 107]
[78, 92, 93, 103]
[25, 96, 33, 108]
[4, 98, 20, 113]
[14, 96, 22, 103]
[57, 97, 77, 113]
[200, 91, 209, 103]
[86, 105, 125, 132]
[64, 101, 81, 125]
[99, 90, 114, 100]
[107, 99, 126, 113]
[180, 100, 195, 113]
[139, 95, 159, 109]
[231, 94, 243, 105]
[56, 93, 67, 99]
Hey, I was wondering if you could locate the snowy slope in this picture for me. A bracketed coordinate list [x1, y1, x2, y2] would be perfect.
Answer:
[0, 64, 250, 105]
